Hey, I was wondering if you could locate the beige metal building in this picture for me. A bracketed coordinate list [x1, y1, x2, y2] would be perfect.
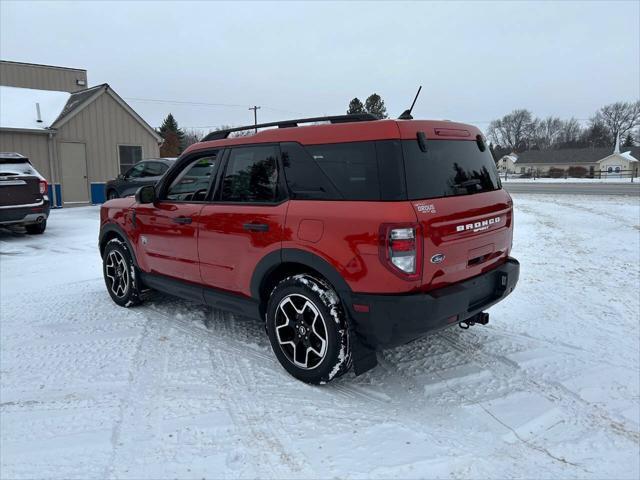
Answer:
[0, 61, 161, 206]
[1, 60, 88, 93]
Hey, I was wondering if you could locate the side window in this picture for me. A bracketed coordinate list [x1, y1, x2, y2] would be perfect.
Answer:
[119, 145, 142, 175]
[305, 142, 380, 200]
[126, 162, 146, 179]
[165, 155, 218, 202]
[143, 162, 167, 177]
[281, 142, 341, 200]
[220, 146, 279, 202]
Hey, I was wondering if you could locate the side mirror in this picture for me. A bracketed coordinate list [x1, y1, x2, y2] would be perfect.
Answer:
[117, 173, 125, 180]
[135, 185, 156, 204]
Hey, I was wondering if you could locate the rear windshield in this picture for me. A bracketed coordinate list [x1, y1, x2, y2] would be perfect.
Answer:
[403, 140, 501, 200]
[0, 161, 37, 177]
[280, 138, 500, 201]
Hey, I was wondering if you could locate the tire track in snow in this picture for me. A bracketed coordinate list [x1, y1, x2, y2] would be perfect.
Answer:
[438, 330, 640, 444]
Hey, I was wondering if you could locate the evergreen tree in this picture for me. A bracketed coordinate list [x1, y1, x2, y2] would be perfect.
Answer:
[623, 132, 635, 147]
[158, 113, 185, 157]
[347, 97, 366, 115]
[364, 93, 388, 119]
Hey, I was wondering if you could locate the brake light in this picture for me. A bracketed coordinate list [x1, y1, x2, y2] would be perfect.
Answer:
[39, 180, 47, 195]
[379, 223, 422, 280]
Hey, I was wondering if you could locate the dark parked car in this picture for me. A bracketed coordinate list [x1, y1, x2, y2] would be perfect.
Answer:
[0, 152, 50, 234]
[105, 158, 175, 200]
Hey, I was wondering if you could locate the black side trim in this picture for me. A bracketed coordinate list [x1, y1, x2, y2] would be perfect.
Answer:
[139, 271, 260, 319]
[99, 222, 139, 267]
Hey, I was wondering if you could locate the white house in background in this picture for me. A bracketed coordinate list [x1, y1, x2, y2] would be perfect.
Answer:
[598, 136, 639, 175]
[496, 153, 517, 173]
[514, 138, 639, 178]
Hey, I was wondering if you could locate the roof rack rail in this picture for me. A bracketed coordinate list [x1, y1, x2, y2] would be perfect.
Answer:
[201, 113, 378, 141]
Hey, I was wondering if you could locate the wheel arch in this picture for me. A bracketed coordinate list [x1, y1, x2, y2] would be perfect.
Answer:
[251, 249, 353, 316]
[99, 223, 139, 267]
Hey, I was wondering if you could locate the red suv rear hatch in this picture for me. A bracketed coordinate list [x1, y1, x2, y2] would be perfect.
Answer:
[401, 134, 513, 291]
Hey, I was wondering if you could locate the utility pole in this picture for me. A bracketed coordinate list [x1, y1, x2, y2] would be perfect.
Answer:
[249, 105, 261, 133]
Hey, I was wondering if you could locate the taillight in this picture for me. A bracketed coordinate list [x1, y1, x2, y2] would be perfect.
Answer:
[379, 223, 423, 280]
[39, 180, 48, 195]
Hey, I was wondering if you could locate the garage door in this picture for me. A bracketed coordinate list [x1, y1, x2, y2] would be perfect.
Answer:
[59, 142, 89, 204]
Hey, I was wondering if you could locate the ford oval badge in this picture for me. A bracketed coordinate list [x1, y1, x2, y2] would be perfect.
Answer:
[430, 253, 445, 264]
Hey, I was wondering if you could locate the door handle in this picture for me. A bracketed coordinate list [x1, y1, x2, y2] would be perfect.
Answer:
[173, 216, 192, 224]
[243, 223, 269, 232]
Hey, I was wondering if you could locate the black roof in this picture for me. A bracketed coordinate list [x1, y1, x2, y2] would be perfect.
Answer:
[55, 84, 105, 125]
[516, 147, 640, 165]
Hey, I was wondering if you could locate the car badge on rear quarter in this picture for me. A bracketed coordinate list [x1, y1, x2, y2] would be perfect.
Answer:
[431, 253, 445, 264]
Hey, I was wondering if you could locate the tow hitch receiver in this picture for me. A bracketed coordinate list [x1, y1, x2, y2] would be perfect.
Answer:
[459, 312, 489, 329]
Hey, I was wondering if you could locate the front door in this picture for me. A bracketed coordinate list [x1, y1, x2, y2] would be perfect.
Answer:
[135, 154, 219, 282]
[59, 142, 89, 204]
[199, 145, 287, 296]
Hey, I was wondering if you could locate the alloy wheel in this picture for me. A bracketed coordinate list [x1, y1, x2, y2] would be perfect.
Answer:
[105, 250, 130, 298]
[274, 293, 328, 369]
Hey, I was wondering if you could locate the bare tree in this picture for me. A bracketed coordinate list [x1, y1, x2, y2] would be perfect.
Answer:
[591, 100, 640, 146]
[533, 116, 563, 149]
[183, 128, 203, 149]
[558, 117, 583, 146]
[487, 109, 536, 151]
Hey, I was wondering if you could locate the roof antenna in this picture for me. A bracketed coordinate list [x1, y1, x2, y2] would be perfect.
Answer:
[398, 86, 422, 120]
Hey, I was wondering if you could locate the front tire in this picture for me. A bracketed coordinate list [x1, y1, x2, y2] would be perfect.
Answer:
[103, 238, 142, 307]
[266, 274, 352, 384]
[25, 220, 46, 234]
[107, 190, 119, 200]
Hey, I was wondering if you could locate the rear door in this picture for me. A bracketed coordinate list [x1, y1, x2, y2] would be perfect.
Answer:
[198, 145, 287, 296]
[402, 138, 513, 291]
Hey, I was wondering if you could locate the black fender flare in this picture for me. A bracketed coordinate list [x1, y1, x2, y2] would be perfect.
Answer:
[99, 222, 140, 268]
[250, 248, 353, 301]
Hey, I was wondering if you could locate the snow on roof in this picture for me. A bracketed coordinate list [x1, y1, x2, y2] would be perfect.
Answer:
[620, 151, 638, 162]
[0, 86, 70, 131]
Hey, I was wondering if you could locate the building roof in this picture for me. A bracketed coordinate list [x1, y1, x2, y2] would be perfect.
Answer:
[516, 146, 640, 165]
[54, 84, 104, 125]
[516, 147, 611, 165]
[0, 59, 86, 72]
[0, 86, 70, 131]
[0, 83, 161, 142]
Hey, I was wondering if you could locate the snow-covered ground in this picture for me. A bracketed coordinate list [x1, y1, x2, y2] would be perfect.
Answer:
[1, 195, 639, 479]
[504, 176, 637, 183]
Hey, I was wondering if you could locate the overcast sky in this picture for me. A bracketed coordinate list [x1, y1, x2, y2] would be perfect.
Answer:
[1, 1, 638, 133]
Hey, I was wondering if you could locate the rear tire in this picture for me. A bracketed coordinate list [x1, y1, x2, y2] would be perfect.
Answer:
[103, 238, 142, 307]
[266, 274, 352, 384]
[25, 220, 46, 234]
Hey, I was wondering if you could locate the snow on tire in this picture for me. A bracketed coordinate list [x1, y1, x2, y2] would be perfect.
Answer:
[266, 274, 352, 384]
[102, 238, 142, 308]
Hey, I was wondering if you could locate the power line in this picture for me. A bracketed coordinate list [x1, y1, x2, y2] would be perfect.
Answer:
[124, 96, 304, 115]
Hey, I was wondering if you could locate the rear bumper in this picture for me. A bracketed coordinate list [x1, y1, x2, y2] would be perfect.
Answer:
[0, 200, 50, 226]
[349, 257, 520, 349]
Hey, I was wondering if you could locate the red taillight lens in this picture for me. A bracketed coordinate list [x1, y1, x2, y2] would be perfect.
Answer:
[39, 180, 47, 195]
[379, 223, 422, 280]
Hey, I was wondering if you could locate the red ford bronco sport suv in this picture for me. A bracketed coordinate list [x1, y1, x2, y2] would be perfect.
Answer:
[99, 114, 519, 384]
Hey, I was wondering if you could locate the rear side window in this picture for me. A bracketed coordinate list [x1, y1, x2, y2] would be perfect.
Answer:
[403, 140, 501, 200]
[143, 162, 168, 177]
[281, 141, 405, 201]
[306, 142, 379, 200]
[221, 146, 279, 202]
